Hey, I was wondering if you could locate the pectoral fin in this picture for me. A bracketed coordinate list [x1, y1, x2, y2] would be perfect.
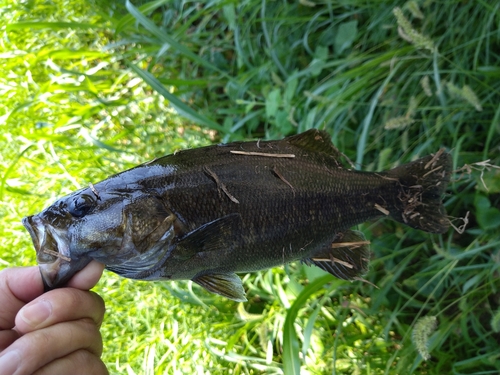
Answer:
[192, 272, 247, 302]
[173, 213, 241, 260]
[307, 230, 370, 280]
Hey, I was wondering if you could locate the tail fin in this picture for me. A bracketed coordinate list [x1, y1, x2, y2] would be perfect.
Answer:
[385, 149, 452, 234]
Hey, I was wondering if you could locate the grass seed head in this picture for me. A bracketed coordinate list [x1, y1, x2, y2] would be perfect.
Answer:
[405, 1, 424, 19]
[384, 116, 415, 130]
[446, 82, 483, 111]
[462, 85, 483, 111]
[420, 75, 433, 97]
[393, 7, 435, 52]
[491, 310, 500, 333]
[412, 316, 438, 361]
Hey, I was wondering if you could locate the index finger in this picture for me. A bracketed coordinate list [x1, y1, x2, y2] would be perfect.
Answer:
[0, 260, 105, 331]
[15, 288, 105, 334]
[0, 267, 44, 304]
[0, 267, 43, 330]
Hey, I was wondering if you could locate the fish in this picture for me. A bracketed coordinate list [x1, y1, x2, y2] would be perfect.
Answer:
[22, 129, 452, 301]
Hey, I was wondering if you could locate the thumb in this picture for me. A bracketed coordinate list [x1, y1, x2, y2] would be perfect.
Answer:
[66, 261, 105, 290]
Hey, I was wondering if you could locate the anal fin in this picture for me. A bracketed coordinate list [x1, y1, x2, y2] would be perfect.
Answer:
[192, 272, 247, 302]
[308, 230, 370, 280]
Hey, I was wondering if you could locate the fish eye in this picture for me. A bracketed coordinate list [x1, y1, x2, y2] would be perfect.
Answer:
[68, 194, 96, 218]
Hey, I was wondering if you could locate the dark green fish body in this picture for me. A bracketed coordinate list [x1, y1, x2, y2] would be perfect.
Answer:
[23, 130, 452, 301]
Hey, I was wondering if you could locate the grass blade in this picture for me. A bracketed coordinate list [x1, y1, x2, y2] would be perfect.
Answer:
[6, 21, 96, 30]
[116, 0, 171, 33]
[127, 62, 228, 133]
[355, 62, 401, 168]
[124, 0, 232, 80]
[283, 274, 334, 375]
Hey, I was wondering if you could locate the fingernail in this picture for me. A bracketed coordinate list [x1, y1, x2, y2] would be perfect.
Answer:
[19, 299, 52, 328]
[0, 350, 21, 375]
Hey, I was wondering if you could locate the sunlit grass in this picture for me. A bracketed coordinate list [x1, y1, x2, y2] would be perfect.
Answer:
[1, 0, 499, 374]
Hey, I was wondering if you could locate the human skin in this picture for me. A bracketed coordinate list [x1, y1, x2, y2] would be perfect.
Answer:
[0, 261, 107, 375]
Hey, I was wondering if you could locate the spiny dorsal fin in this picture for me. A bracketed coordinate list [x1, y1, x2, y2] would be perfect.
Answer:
[285, 129, 337, 154]
[192, 272, 247, 301]
[308, 230, 371, 280]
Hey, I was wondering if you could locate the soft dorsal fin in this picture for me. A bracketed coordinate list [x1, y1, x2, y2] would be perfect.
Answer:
[306, 230, 371, 280]
[285, 129, 350, 168]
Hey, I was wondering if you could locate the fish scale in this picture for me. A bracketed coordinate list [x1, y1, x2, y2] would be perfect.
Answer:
[23, 129, 452, 301]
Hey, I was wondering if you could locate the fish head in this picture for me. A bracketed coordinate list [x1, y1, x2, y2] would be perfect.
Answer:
[23, 185, 175, 290]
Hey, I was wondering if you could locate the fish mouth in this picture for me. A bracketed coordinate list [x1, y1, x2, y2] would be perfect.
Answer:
[22, 215, 72, 291]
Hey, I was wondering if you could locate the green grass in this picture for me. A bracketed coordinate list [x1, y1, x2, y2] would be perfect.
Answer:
[1, 0, 499, 374]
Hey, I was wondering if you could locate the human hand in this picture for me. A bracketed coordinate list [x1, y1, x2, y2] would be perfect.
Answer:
[0, 261, 107, 375]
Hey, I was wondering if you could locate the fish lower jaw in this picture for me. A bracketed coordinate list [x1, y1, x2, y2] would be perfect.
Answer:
[38, 231, 72, 290]
[39, 260, 64, 289]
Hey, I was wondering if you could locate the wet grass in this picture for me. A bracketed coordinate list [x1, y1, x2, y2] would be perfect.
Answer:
[1, 0, 499, 374]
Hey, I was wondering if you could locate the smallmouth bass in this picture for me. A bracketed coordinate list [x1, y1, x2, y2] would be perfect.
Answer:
[23, 130, 452, 301]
